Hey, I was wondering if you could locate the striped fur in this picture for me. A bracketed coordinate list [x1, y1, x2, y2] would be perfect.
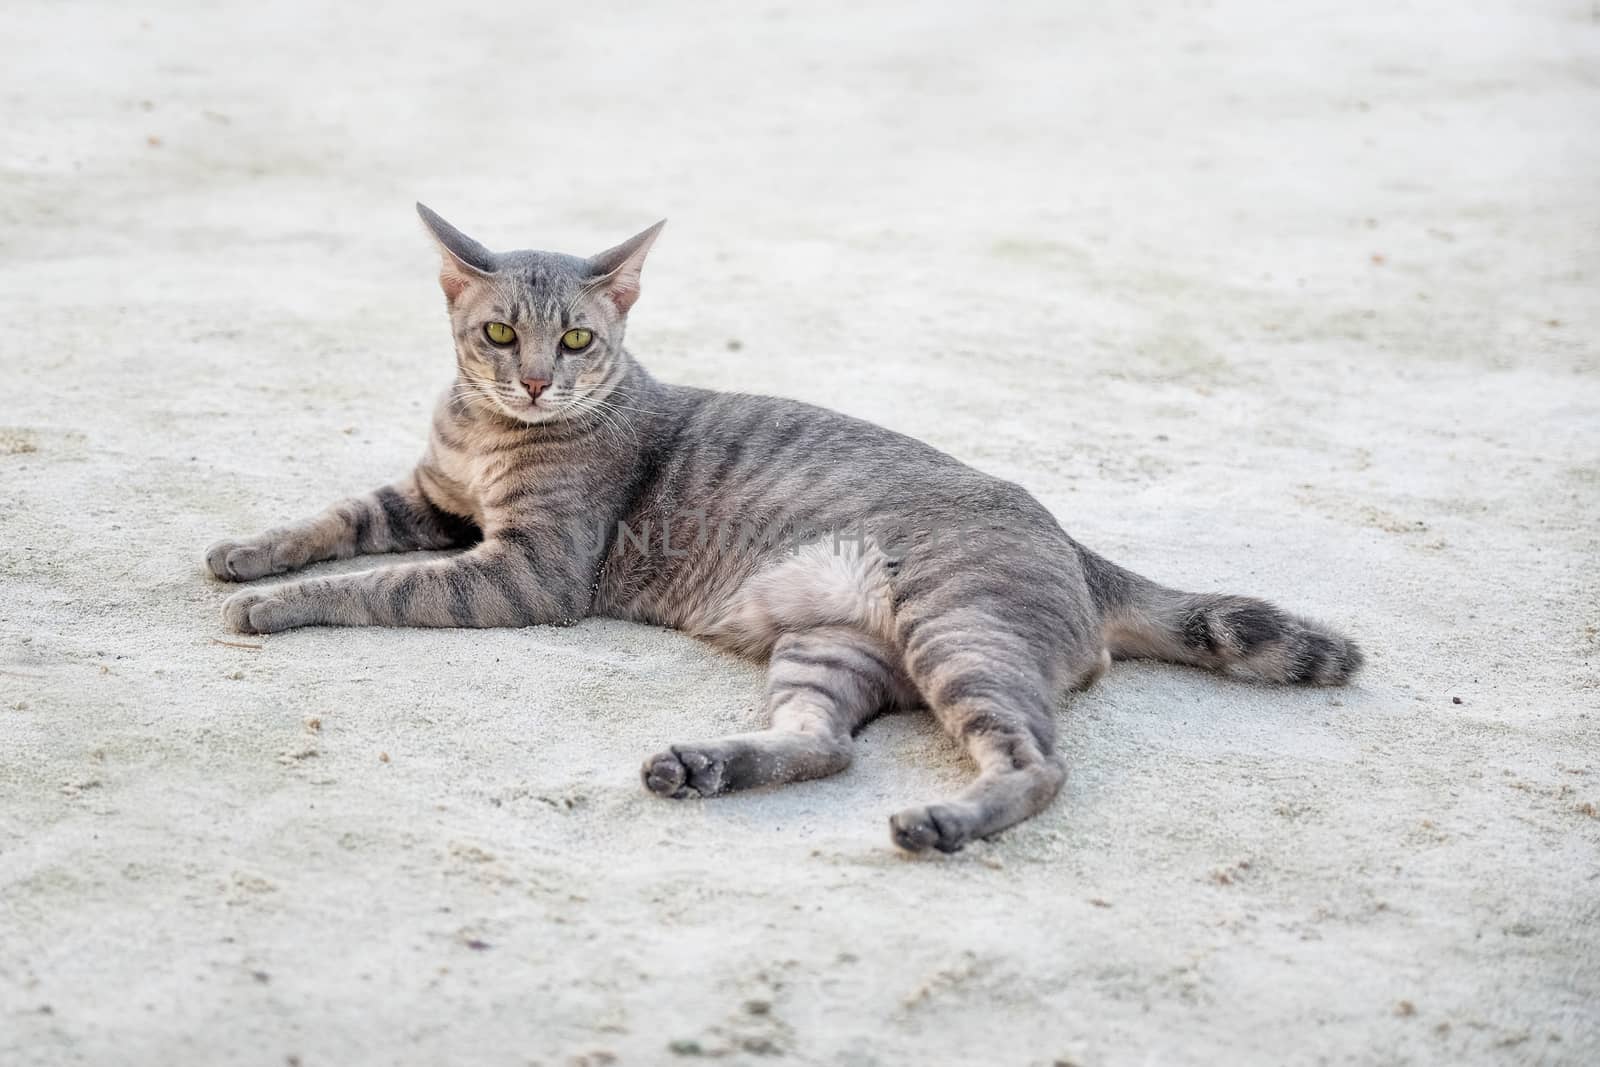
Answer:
[206, 206, 1364, 853]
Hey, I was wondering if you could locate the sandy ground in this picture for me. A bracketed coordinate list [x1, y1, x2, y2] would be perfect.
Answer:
[3, 1, 1598, 1064]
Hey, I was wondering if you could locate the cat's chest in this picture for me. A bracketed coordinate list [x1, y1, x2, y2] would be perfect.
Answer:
[427, 431, 611, 530]
[431, 443, 527, 515]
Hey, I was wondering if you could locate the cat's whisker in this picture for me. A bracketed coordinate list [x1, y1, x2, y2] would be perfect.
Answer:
[576, 394, 642, 452]
[564, 394, 636, 451]
[587, 396, 665, 417]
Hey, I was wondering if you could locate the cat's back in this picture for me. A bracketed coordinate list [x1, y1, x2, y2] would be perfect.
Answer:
[658, 386, 1048, 521]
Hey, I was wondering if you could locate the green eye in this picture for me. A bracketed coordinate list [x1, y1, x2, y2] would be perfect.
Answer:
[484, 322, 516, 345]
[560, 328, 593, 351]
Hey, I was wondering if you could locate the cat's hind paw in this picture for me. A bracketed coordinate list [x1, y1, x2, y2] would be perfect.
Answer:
[641, 746, 727, 799]
[889, 804, 969, 854]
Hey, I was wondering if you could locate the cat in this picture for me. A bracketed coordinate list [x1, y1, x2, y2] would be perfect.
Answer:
[205, 204, 1363, 854]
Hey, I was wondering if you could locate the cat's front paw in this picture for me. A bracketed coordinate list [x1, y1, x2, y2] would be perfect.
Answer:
[205, 538, 284, 582]
[221, 587, 303, 634]
[641, 746, 727, 799]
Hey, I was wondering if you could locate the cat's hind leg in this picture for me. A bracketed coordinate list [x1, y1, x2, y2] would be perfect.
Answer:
[642, 625, 915, 799]
[888, 615, 1069, 854]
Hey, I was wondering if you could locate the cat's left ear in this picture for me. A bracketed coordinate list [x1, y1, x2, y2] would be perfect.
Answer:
[588, 220, 666, 315]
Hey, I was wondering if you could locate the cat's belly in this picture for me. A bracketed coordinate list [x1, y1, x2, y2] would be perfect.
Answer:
[606, 538, 898, 660]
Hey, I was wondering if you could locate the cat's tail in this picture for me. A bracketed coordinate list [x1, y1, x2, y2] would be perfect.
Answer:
[1075, 545, 1363, 685]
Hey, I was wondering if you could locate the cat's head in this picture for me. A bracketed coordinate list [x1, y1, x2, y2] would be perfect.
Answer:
[417, 203, 663, 425]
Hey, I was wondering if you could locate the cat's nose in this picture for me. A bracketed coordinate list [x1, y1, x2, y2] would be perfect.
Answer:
[522, 378, 551, 401]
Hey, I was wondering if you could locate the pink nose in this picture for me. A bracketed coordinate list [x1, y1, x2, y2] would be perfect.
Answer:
[522, 378, 551, 400]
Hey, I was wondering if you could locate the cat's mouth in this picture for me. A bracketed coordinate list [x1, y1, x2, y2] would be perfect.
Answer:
[495, 391, 566, 424]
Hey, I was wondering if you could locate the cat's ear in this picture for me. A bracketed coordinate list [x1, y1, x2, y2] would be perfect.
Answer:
[588, 220, 666, 315]
[416, 203, 495, 306]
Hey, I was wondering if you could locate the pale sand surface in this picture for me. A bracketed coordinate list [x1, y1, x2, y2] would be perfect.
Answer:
[2, 1, 1598, 1064]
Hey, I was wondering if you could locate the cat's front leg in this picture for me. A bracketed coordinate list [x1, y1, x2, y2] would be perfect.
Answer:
[219, 533, 584, 634]
[205, 473, 477, 582]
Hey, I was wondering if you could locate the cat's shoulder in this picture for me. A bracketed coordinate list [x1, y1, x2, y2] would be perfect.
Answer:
[674, 386, 897, 437]
[662, 384, 960, 472]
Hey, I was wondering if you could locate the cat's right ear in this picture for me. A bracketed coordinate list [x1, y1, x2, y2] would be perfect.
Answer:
[416, 203, 495, 307]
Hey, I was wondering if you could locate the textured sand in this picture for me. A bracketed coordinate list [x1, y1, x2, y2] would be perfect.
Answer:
[2, 1, 1598, 1064]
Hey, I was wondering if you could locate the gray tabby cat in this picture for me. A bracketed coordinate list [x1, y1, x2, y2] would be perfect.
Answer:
[205, 205, 1363, 853]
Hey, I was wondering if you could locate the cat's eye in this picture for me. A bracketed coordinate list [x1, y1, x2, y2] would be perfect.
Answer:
[560, 328, 593, 352]
[484, 322, 516, 346]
